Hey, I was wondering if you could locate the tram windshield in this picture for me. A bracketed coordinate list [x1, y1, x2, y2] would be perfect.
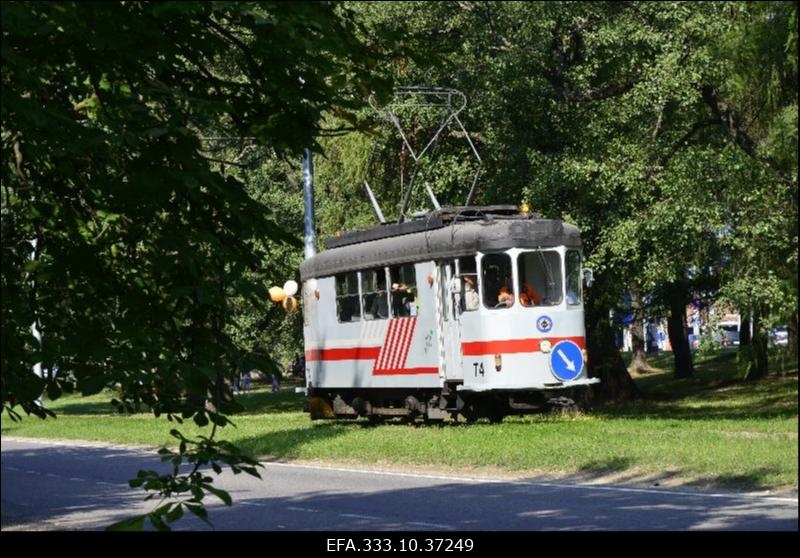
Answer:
[517, 250, 563, 306]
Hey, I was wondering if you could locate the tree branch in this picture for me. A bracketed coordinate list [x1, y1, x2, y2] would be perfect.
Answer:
[700, 85, 756, 157]
[701, 84, 796, 186]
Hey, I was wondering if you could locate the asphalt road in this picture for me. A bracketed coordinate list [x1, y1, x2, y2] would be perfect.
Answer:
[1, 437, 797, 531]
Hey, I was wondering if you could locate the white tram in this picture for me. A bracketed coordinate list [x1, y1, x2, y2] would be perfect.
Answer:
[299, 205, 599, 422]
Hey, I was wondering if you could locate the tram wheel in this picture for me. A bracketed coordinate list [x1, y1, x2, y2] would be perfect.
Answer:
[484, 402, 505, 424]
[487, 411, 505, 424]
[547, 396, 579, 416]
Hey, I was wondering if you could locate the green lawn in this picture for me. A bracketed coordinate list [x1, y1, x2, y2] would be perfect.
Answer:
[3, 349, 797, 492]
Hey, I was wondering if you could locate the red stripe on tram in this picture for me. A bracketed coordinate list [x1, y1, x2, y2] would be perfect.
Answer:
[373, 367, 438, 376]
[305, 346, 381, 362]
[461, 336, 585, 356]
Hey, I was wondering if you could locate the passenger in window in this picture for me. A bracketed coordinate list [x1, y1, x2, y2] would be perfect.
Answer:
[497, 277, 514, 308]
[463, 275, 480, 311]
[392, 282, 416, 316]
[519, 282, 542, 307]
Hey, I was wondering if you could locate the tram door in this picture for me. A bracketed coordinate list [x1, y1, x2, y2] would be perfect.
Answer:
[437, 261, 464, 381]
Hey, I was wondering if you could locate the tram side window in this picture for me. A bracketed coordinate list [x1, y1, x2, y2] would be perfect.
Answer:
[566, 250, 582, 306]
[458, 256, 480, 312]
[517, 251, 563, 307]
[362, 268, 389, 320]
[335, 272, 361, 322]
[482, 253, 514, 309]
[389, 264, 417, 317]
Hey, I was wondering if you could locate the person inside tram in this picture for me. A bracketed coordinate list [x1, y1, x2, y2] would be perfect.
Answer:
[462, 275, 480, 311]
[519, 281, 542, 306]
[391, 282, 416, 316]
[497, 277, 514, 308]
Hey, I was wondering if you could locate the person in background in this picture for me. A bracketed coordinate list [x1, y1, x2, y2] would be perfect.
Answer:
[271, 365, 281, 392]
[241, 367, 251, 392]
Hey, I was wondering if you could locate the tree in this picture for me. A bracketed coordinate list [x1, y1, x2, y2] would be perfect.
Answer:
[1, 1, 391, 529]
[341, 1, 796, 389]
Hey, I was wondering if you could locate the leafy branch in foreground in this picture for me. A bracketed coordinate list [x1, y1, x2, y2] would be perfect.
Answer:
[108, 427, 262, 531]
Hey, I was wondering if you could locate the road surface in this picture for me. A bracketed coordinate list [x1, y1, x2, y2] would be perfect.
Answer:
[2, 437, 797, 531]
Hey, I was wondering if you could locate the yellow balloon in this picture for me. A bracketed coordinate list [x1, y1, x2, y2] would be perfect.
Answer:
[269, 286, 286, 303]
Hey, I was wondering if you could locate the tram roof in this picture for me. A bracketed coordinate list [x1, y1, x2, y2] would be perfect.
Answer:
[300, 206, 581, 280]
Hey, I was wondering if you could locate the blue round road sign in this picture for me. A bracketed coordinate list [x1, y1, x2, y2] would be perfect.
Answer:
[549, 340, 584, 381]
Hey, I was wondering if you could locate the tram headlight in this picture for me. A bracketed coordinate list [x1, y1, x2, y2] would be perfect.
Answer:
[540, 340, 552, 353]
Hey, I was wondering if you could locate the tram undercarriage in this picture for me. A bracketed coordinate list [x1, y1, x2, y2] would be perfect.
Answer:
[306, 384, 583, 423]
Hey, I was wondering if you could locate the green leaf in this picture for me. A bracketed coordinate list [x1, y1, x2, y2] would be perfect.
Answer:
[106, 515, 146, 531]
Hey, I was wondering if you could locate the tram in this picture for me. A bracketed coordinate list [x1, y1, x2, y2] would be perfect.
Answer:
[298, 205, 598, 422]
[296, 88, 598, 422]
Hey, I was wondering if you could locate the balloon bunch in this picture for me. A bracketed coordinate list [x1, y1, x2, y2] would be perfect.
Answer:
[269, 280, 299, 313]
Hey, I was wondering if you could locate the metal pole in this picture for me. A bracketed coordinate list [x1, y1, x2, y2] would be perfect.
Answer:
[363, 180, 386, 224]
[425, 182, 441, 210]
[302, 148, 317, 260]
[30, 238, 43, 404]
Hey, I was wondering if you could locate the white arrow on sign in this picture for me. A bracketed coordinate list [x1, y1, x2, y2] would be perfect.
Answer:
[557, 349, 576, 372]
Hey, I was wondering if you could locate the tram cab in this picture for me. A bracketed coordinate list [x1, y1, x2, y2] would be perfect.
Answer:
[299, 205, 599, 422]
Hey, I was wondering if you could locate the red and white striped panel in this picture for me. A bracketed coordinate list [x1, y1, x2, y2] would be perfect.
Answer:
[373, 317, 417, 373]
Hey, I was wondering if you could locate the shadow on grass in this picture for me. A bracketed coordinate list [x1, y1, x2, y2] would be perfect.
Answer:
[235, 389, 306, 414]
[232, 419, 378, 460]
[577, 457, 633, 474]
[687, 468, 787, 491]
[40, 400, 124, 416]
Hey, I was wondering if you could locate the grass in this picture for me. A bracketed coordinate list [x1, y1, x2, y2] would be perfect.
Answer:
[3, 350, 797, 492]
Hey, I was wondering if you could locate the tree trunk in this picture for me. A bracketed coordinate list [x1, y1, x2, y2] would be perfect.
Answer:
[788, 309, 798, 361]
[585, 275, 639, 401]
[628, 287, 649, 372]
[666, 282, 694, 378]
[745, 305, 769, 380]
[739, 315, 751, 347]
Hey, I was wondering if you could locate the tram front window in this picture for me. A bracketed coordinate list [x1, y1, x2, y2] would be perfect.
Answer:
[335, 272, 361, 322]
[481, 253, 514, 309]
[517, 250, 563, 307]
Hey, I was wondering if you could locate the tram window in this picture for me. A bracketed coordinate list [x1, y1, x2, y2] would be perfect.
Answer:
[517, 251, 563, 307]
[481, 253, 514, 309]
[566, 250, 582, 306]
[335, 272, 361, 322]
[458, 257, 480, 312]
[362, 268, 389, 320]
[389, 264, 417, 317]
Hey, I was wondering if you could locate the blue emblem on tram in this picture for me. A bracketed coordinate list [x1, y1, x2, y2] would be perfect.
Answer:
[549, 340, 583, 381]
[536, 315, 553, 333]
